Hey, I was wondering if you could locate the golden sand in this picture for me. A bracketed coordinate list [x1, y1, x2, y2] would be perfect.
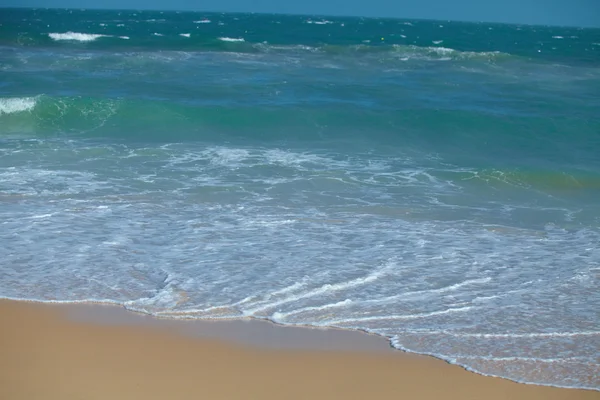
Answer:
[0, 300, 597, 400]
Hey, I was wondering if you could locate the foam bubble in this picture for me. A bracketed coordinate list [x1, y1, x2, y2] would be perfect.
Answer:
[219, 37, 244, 42]
[0, 97, 37, 114]
[48, 32, 106, 41]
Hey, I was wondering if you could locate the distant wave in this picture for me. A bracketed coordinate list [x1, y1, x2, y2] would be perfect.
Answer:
[306, 20, 334, 25]
[48, 32, 107, 41]
[1, 94, 577, 143]
[48, 32, 130, 42]
[219, 37, 245, 42]
[0, 97, 37, 115]
[193, 19, 211, 24]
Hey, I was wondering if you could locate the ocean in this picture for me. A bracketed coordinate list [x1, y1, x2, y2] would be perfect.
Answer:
[1, 7, 599, 390]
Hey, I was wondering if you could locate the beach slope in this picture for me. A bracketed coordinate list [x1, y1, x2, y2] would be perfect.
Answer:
[0, 300, 596, 400]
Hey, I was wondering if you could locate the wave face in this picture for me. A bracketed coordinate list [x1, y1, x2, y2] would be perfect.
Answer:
[1, 8, 600, 391]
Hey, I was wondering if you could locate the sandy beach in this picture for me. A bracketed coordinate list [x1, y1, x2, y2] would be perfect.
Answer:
[0, 300, 597, 400]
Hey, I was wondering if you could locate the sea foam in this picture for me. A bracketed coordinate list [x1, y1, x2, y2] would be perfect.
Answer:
[48, 32, 106, 41]
[0, 97, 37, 115]
[219, 37, 245, 42]
[48, 32, 129, 41]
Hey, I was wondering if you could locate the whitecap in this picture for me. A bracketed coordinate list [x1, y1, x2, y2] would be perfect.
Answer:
[193, 19, 211, 24]
[179, 33, 191, 38]
[433, 40, 444, 44]
[48, 32, 106, 41]
[552, 36, 564, 39]
[152, 32, 164, 36]
[306, 20, 333, 25]
[430, 46, 455, 56]
[219, 37, 244, 42]
[0, 97, 37, 115]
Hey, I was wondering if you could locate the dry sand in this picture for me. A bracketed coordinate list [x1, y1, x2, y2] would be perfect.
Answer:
[0, 300, 597, 400]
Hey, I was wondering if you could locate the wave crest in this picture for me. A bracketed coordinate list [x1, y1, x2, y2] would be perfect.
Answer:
[48, 32, 130, 42]
[219, 37, 245, 42]
[48, 32, 107, 41]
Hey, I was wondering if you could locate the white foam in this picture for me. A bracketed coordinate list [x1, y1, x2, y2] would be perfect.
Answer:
[119, 36, 130, 40]
[219, 37, 244, 42]
[0, 97, 37, 114]
[273, 299, 353, 320]
[193, 19, 211, 24]
[306, 20, 333, 25]
[552, 36, 564, 39]
[244, 265, 391, 315]
[321, 306, 474, 325]
[24, 213, 56, 220]
[179, 33, 191, 38]
[433, 40, 444, 44]
[430, 47, 455, 56]
[206, 147, 251, 166]
[455, 355, 591, 363]
[48, 32, 106, 41]
[152, 33, 163, 36]
[445, 331, 600, 339]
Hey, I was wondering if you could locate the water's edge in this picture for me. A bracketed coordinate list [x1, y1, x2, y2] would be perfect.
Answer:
[3, 296, 597, 392]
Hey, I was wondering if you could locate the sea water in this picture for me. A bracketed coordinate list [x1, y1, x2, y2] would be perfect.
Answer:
[1, 8, 599, 390]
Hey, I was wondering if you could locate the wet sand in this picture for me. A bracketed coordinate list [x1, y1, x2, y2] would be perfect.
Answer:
[0, 300, 597, 400]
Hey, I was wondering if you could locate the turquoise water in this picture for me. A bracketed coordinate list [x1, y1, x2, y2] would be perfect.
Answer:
[1, 8, 599, 390]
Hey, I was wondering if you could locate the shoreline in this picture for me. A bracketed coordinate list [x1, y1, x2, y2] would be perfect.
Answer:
[1, 299, 597, 400]
[5, 297, 600, 391]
